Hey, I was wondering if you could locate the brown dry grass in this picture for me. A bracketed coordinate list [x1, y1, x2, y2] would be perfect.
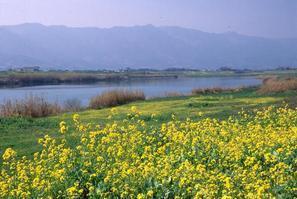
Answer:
[191, 87, 243, 95]
[258, 77, 297, 93]
[0, 95, 61, 118]
[89, 90, 145, 109]
[164, 92, 185, 97]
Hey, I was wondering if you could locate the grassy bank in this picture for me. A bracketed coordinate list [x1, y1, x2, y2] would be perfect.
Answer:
[0, 87, 296, 158]
[1, 91, 296, 198]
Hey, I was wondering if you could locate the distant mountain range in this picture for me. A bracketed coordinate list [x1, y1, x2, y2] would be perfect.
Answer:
[0, 23, 296, 70]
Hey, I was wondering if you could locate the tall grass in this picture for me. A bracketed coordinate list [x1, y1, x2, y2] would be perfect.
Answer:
[89, 90, 145, 109]
[0, 95, 61, 118]
[164, 92, 185, 97]
[258, 77, 297, 93]
[192, 87, 242, 95]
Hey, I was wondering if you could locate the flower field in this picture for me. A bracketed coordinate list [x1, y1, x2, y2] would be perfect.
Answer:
[1, 106, 296, 198]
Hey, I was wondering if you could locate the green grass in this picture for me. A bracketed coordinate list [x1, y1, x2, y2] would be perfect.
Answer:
[0, 88, 296, 158]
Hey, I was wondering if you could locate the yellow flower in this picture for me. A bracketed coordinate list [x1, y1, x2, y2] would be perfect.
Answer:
[67, 186, 77, 196]
[2, 148, 16, 161]
[59, 121, 68, 134]
[131, 106, 137, 112]
[0, 105, 296, 198]
[73, 114, 80, 123]
[147, 190, 154, 198]
[137, 193, 145, 199]
[110, 107, 118, 115]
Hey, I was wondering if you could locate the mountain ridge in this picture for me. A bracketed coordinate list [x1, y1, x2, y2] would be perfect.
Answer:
[0, 23, 296, 70]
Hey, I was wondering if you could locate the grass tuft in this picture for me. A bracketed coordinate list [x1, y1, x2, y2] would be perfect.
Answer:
[0, 95, 61, 118]
[191, 87, 243, 95]
[258, 77, 297, 93]
[89, 89, 145, 109]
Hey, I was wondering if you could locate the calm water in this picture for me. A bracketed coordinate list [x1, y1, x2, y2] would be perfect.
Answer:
[0, 76, 261, 106]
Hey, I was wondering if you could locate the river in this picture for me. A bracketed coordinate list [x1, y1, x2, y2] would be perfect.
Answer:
[0, 76, 262, 106]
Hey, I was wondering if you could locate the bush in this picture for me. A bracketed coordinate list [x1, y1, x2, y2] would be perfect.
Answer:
[0, 95, 61, 118]
[89, 89, 145, 109]
[258, 77, 297, 93]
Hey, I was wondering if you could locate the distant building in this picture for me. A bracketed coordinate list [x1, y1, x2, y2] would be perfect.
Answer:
[217, 66, 236, 72]
[15, 66, 41, 72]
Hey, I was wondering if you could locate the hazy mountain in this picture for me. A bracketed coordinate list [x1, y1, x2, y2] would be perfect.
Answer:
[0, 23, 296, 70]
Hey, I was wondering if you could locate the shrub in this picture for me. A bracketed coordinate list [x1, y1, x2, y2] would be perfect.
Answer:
[0, 95, 61, 118]
[89, 89, 145, 109]
[258, 77, 297, 93]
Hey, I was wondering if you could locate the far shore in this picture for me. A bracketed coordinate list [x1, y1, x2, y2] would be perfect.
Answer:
[0, 68, 296, 88]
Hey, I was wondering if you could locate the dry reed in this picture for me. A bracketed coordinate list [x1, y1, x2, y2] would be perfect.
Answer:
[192, 87, 242, 95]
[89, 90, 145, 109]
[258, 77, 297, 93]
[0, 95, 61, 118]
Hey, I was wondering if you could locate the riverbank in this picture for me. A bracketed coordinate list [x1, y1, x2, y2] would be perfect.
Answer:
[1, 87, 296, 157]
[0, 76, 262, 108]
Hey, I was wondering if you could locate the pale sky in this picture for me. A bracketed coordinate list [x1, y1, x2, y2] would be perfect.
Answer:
[0, 0, 296, 38]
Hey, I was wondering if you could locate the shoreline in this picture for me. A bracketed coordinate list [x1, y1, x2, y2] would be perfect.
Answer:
[1, 69, 296, 88]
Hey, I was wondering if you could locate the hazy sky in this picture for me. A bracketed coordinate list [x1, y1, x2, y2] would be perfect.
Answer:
[0, 0, 296, 38]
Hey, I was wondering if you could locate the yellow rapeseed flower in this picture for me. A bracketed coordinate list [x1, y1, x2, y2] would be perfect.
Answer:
[59, 121, 68, 134]
[0, 105, 296, 198]
[2, 148, 16, 161]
